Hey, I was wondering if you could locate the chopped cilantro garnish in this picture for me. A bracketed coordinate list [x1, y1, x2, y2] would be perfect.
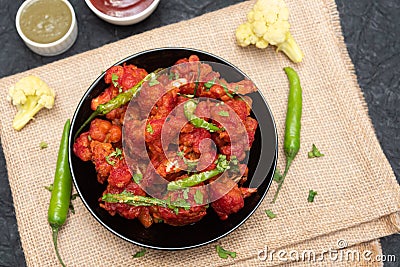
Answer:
[182, 188, 189, 200]
[146, 123, 154, 134]
[177, 150, 185, 158]
[308, 190, 318, 202]
[308, 144, 324, 158]
[111, 73, 119, 87]
[132, 249, 146, 258]
[194, 189, 203, 204]
[220, 82, 234, 98]
[148, 78, 160, 87]
[218, 111, 229, 117]
[105, 148, 123, 166]
[168, 72, 179, 80]
[204, 78, 216, 90]
[265, 209, 276, 219]
[133, 173, 143, 184]
[39, 141, 48, 149]
[216, 245, 236, 259]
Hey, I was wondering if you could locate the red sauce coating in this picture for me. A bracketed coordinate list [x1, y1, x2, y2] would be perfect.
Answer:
[90, 0, 154, 18]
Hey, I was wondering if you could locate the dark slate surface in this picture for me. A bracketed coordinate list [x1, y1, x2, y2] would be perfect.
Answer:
[0, 0, 399, 266]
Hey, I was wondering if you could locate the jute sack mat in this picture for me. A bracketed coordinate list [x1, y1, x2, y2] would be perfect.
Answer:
[0, 0, 399, 266]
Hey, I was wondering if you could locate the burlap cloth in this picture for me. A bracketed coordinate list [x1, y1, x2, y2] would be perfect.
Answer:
[1, 0, 399, 266]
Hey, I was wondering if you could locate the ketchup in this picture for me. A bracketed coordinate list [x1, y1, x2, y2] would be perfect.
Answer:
[90, 0, 154, 18]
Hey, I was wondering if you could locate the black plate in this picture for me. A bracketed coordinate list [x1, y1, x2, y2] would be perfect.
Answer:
[69, 47, 277, 250]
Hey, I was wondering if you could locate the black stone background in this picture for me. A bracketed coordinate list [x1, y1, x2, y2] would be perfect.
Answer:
[0, 0, 399, 266]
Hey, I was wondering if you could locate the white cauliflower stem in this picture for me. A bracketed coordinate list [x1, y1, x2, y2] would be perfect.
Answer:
[7, 76, 55, 131]
[235, 0, 304, 63]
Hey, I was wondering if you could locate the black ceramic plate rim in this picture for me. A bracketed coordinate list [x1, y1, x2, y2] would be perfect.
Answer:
[69, 47, 278, 250]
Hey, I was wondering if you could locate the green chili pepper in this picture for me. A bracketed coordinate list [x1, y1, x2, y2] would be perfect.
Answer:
[102, 191, 168, 207]
[48, 119, 72, 267]
[102, 191, 190, 210]
[183, 100, 222, 132]
[167, 168, 222, 191]
[167, 155, 231, 191]
[272, 67, 302, 203]
[74, 69, 163, 139]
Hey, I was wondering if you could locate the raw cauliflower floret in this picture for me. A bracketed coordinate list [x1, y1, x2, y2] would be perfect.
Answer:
[235, 0, 304, 63]
[7, 76, 55, 130]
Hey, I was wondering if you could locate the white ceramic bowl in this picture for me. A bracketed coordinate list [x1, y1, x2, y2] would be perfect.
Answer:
[16, 0, 78, 57]
[84, 0, 160, 26]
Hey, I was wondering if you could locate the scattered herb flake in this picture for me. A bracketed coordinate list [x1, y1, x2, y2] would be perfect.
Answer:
[216, 245, 236, 259]
[308, 190, 318, 202]
[45, 184, 53, 192]
[182, 188, 189, 200]
[111, 73, 119, 88]
[146, 123, 154, 134]
[308, 144, 324, 158]
[194, 189, 203, 204]
[168, 72, 179, 80]
[133, 173, 143, 184]
[265, 209, 276, 219]
[218, 111, 229, 117]
[204, 78, 216, 90]
[148, 78, 160, 87]
[177, 150, 185, 158]
[105, 148, 123, 166]
[87, 135, 92, 141]
[114, 148, 123, 158]
[273, 168, 283, 183]
[132, 249, 146, 258]
[105, 156, 115, 166]
[220, 82, 234, 98]
[39, 141, 48, 149]
[173, 207, 179, 215]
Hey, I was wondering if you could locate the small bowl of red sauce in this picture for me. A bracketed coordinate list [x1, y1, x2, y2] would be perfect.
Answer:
[85, 0, 160, 26]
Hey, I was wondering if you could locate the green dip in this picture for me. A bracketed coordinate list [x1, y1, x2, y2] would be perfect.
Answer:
[20, 0, 72, 44]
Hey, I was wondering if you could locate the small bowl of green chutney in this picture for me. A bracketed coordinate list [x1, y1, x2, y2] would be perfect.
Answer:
[16, 0, 77, 56]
